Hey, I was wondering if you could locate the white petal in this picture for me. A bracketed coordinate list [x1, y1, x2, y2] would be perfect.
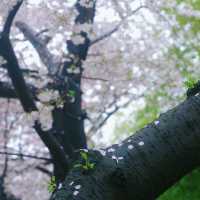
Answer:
[75, 185, 81, 190]
[69, 181, 74, 186]
[128, 145, 134, 150]
[138, 141, 144, 146]
[108, 148, 115, 152]
[58, 183, 62, 189]
[73, 191, 79, 196]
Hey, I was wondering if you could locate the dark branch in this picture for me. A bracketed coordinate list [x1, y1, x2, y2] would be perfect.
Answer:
[0, 81, 38, 100]
[35, 166, 52, 176]
[0, 151, 51, 161]
[34, 121, 70, 171]
[0, 1, 37, 112]
[1, 63, 39, 74]
[2, 0, 23, 36]
[75, 0, 96, 24]
[0, 82, 17, 98]
[90, 25, 120, 46]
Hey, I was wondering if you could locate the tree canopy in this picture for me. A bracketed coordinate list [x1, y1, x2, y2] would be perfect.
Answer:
[0, 0, 200, 200]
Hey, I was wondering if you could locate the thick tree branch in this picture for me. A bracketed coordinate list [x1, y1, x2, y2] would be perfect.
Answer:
[0, 81, 38, 100]
[75, 0, 97, 24]
[53, 95, 200, 200]
[0, 1, 37, 112]
[58, 0, 97, 153]
[34, 121, 70, 172]
[0, 82, 17, 98]
[2, 0, 23, 36]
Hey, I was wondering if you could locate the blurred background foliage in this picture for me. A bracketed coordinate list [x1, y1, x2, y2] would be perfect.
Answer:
[114, 0, 200, 199]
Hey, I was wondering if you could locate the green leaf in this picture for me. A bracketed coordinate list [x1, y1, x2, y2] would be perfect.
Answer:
[184, 77, 197, 89]
[48, 176, 56, 193]
[83, 165, 88, 170]
[80, 152, 88, 160]
[89, 163, 95, 169]
[73, 164, 82, 168]
[67, 90, 76, 98]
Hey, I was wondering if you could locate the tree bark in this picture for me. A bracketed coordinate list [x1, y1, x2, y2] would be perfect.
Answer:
[52, 95, 200, 200]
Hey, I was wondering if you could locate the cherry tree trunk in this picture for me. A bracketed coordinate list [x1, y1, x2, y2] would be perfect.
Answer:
[52, 95, 200, 200]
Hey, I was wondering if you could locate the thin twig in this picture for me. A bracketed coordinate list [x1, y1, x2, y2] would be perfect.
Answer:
[0, 151, 51, 161]
[90, 5, 147, 46]
[82, 75, 109, 82]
